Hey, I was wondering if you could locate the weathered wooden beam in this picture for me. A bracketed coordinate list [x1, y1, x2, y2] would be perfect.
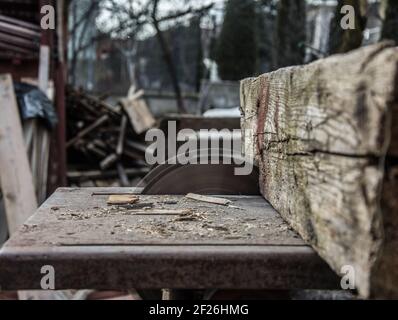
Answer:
[240, 42, 398, 298]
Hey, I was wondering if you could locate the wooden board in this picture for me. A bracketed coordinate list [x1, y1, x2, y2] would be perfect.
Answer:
[0, 74, 38, 234]
[240, 42, 398, 298]
[186, 193, 232, 206]
[121, 98, 155, 135]
[0, 188, 339, 291]
[38, 45, 50, 92]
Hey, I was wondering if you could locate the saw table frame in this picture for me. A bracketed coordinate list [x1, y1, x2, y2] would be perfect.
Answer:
[0, 188, 339, 292]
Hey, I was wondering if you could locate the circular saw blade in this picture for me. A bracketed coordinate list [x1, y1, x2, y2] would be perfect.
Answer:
[141, 150, 259, 195]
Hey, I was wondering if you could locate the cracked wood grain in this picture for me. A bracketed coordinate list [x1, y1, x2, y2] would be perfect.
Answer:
[240, 42, 398, 299]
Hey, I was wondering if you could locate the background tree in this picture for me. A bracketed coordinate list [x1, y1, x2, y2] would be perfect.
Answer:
[215, 0, 258, 81]
[150, 0, 213, 113]
[328, 0, 368, 54]
[257, 0, 278, 73]
[192, 16, 205, 93]
[72, 0, 214, 113]
[273, 0, 306, 69]
[381, 0, 398, 44]
[69, 0, 102, 86]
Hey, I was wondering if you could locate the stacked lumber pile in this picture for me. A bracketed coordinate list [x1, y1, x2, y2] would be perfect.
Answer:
[240, 42, 398, 299]
[66, 87, 154, 187]
[0, 14, 40, 59]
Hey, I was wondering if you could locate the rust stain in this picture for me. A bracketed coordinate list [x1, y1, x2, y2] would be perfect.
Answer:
[256, 76, 270, 158]
[275, 94, 280, 136]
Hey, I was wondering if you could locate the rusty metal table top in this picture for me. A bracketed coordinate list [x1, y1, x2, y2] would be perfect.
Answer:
[0, 188, 339, 291]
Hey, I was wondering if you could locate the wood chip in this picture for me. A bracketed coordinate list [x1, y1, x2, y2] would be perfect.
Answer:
[185, 193, 231, 206]
[128, 209, 191, 216]
[120, 95, 155, 135]
[107, 195, 139, 205]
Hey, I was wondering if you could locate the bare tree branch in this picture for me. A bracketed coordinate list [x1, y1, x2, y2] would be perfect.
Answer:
[69, 0, 214, 113]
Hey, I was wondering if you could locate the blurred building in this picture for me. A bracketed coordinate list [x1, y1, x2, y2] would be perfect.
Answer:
[306, 0, 383, 61]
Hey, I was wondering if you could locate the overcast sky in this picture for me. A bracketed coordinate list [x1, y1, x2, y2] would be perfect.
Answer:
[97, 0, 225, 39]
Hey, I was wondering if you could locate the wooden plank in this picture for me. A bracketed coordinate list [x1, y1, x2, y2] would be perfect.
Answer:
[116, 116, 128, 156]
[0, 74, 38, 234]
[38, 128, 50, 204]
[128, 89, 144, 102]
[240, 42, 398, 298]
[0, 14, 41, 32]
[25, 120, 50, 204]
[107, 195, 139, 205]
[0, 32, 38, 49]
[121, 97, 156, 135]
[0, 41, 35, 55]
[100, 153, 118, 170]
[186, 193, 232, 206]
[66, 115, 109, 148]
[0, 21, 41, 39]
[241, 42, 398, 160]
[116, 163, 130, 187]
[0, 198, 8, 245]
[38, 45, 50, 93]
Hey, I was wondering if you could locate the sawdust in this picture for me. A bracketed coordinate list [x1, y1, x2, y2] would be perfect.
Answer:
[35, 195, 298, 243]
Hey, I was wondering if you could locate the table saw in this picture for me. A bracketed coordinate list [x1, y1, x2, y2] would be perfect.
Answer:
[0, 186, 339, 298]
